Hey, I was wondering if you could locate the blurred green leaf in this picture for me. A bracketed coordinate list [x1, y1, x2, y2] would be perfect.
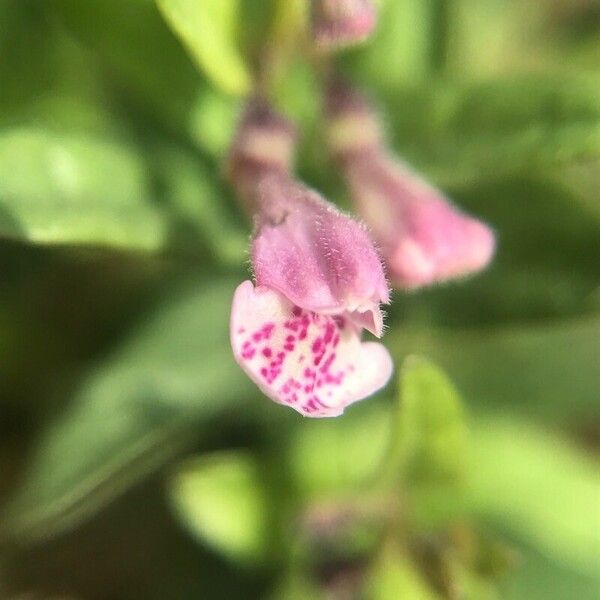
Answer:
[553, 160, 600, 222]
[346, 0, 435, 88]
[277, 59, 323, 185]
[239, 0, 279, 61]
[441, 0, 542, 78]
[55, 0, 247, 157]
[0, 3, 110, 128]
[170, 451, 269, 563]
[394, 357, 468, 484]
[392, 176, 600, 328]
[439, 0, 600, 79]
[0, 278, 253, 544]
[274, 59, 320, 134]
[188, 88, 240, 158]
[366, 543, 440, 600]
[287, 404, 391, 500]
[500, 543, 600, 600]
[56, 0, 205, 136]
[0, 127, 165, 251]
[4, 91, 123, 138]
[270, 571, 325, 600]
[383, 76, 600, 185]
[454, 176, 600, 321]
[389, 316, 600, 422]
[390, 357, 469, 526]
[468, 416, 600, 577]
[154, 146, 247, 264]
[447, 558, 501, 600]
[156, 0, 251, 96]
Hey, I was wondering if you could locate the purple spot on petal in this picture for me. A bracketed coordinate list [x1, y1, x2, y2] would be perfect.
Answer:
[333, 316, 346, 330]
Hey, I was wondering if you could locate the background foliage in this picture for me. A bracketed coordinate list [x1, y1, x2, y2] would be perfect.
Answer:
[0, 0, 598, 598]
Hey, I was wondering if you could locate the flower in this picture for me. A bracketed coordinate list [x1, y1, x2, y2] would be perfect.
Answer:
[252, 173, 390, 336]
[231, 281, 392, 417]
[228, 101, 393, 418]
[342, 156, 496, 289]
[326, 80, 496, 290]
[311, 0, 377, 50]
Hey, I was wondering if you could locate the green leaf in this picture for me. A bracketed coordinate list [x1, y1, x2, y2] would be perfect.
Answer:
[389, 357, 469, 526]
[0, 3, 110, 127]
[270, 571, 326, 600]
[286, 404, 391, 500]
[438, 0, 594, 80]
[553, 161, 600, 223]
[56, 0, 206, 137]
[156, 0, 251, 96]
[453, 176, 600, 322]
[0, 127, 166, 251]
[500, 544, 600, 600]
[387, 316, 600, 422]
[366, 544, 440, 600]
[188, 88, 240, 158]
[468, 416, 600, 578]
[446, 558, 502, 600]
[383, 76, 600, 185]
[0, 278, 253, 544]
[169, 451, 269, 563]
[345, 0, 435, 88]
[154, 145, 247, 264]
[441, 0, 540, 77]
[4, 91, 124, 138]
[394, 357, 468, 486]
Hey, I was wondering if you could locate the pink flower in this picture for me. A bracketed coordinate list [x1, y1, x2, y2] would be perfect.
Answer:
[252, 173, 390, 336]
[228, 101, 393, 418]
[311, 0, 377, 50]
[327, 80, 496, 290]
[343, 156, 496, 289]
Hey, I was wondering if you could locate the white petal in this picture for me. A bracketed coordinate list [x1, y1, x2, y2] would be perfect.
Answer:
[230, 281, 393, 418]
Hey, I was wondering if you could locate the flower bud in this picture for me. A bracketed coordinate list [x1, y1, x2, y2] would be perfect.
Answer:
[343, 156, 496, 289]
[252, 172, 390, 336]
[326, 80, 495, 289]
